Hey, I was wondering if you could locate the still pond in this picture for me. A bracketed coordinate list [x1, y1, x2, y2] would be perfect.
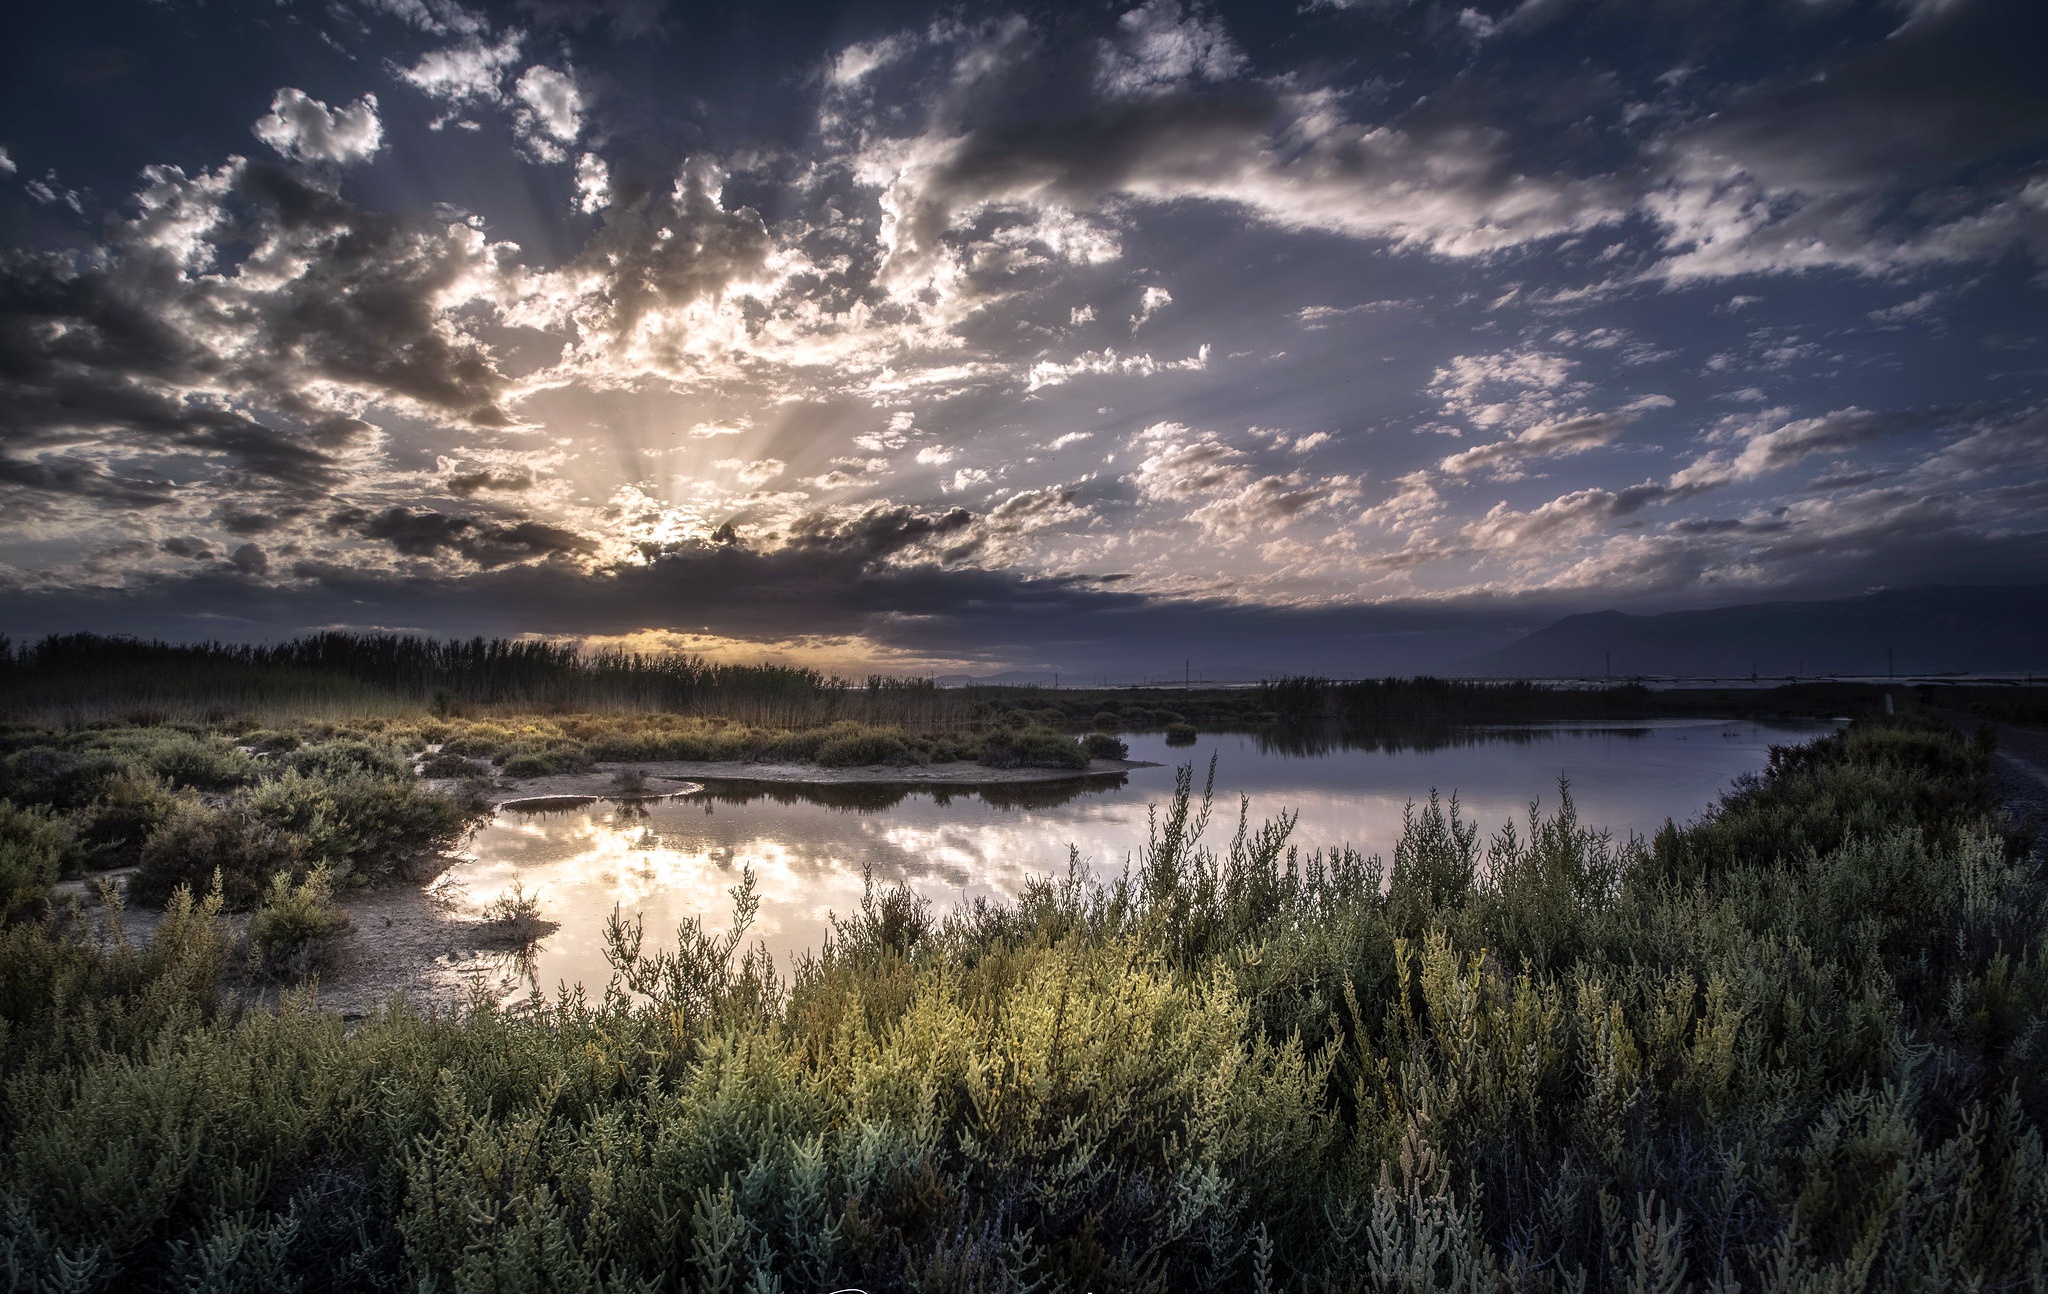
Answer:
[443, 718, 1837, 999]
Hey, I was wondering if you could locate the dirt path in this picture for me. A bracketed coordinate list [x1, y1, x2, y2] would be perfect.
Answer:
[1936, 710, 2048, 860]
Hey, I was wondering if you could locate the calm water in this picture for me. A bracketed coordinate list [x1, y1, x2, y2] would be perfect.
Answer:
[443, 718, 1836, 998]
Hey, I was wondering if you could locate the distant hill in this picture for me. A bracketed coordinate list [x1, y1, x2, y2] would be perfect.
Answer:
[1451, 585, 2048, 679]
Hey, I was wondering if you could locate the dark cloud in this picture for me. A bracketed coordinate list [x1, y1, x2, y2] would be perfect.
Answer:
[330, 506, 599, 567]
[781, 504, 975, 560]
[447, 469, 535, 495]
[0, 159, 520, 511]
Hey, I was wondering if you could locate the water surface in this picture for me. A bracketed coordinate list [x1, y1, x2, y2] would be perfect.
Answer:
[444, 718, 1834, 998]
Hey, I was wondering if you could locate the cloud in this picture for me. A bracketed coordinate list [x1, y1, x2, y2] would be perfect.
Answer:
[513, 65, 584, 161]
[1026, 344, 1209, 390]
[1670, 407, 1935, 491]
[574, 152, 610, 213]
[841, 13, 1636, 311]
[1440, 396, 1674, 477]
[396, 31, 525, 114]
[1643, 3, 2048, 279]
[716, 458, 787, 488]
[329, 505, 598, 567]
[252, 89, 384, 166]
[1097, 0, 1245, 98]
[0, 154, 540, 533]
[1129, 422, 1249, 501]
[1187, 471, 1358, 540]
[1131, 284, 1171, 332]
[447, 469, 534, 495]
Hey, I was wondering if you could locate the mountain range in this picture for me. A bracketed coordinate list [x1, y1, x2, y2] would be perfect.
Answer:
[1451, 585, 2048, 679]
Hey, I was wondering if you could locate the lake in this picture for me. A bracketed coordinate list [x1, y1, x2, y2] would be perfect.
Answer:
[443, 718, 1837, 999]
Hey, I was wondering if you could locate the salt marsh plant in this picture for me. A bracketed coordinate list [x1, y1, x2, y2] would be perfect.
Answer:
[0, 716, 2042, 1291]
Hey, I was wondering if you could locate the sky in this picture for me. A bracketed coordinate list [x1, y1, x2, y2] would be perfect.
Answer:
[2, 0, 2045, 679]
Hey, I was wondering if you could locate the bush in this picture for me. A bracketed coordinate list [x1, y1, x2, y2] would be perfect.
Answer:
[1092, 710, 1121, 729]
[248, 864, 351, 981]
[481, 882, 555, 952]
[416, 750, 488, 778]
[1, 746, 128, 809]
[250, 770, 474, 885]
[0, 800, 70, 922]
[71, 767, 185, 873]
[286, 739, 409, 781]
[132, 802, 305, 909]
[979, 727, 1089, 770]
[816, 730, 914, 767]
[497, 741, 595, 778]
[1164, 721, 1198, 744]
[7, 717, 2047, 1292]
[1083, 731, 1129, 760]
[91, 729, 259, 790]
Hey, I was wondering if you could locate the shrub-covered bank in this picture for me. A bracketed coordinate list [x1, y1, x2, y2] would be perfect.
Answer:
[2, 717, 2044, 1291]
[0, 715, 1122, 920]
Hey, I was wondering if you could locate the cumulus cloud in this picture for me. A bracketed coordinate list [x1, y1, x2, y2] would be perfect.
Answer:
[1027, 344, 1209, 391]
[397, 31, 525, 116]
[512, 65, 584, 161]
[1097, 0, 1245, 98]
[252, 89, 384, 165]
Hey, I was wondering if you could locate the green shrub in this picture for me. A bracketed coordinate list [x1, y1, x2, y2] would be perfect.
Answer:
[248, 864, 351, 981]
[979, 727, 1088, 770]
[1164, 721, 1198, 744]
[1, 746, 128, 809]
[0, 800, 70, 922]
[285, 739, 409, 781]
[249, 770, 473, 884]
[132, 802, 305, 909]
[71, 767, 186, 873]
[416, 749, 488, 778]
[1092, 710, 1120, 729]
[815, 730, 914, 767]
[1083, 731, 1129, 760]
[90, 729, 259, 790]
[496, 741, 594, 778]
[2, 718, 2044, 1291]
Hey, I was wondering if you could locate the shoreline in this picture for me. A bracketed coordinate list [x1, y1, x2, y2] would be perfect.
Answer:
[459, 755, 1159, 808]
[53, 755, 1162, 1017]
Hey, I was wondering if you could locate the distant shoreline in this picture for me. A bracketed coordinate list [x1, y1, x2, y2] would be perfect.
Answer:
[462, 757, 1158, 808]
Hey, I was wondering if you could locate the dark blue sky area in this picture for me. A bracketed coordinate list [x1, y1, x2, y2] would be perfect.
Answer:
[2, 0, 2044, 674]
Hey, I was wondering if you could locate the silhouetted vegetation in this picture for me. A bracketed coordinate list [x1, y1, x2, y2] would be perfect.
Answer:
[1, 631, 1966, 738]
[0, 715, 2041, 1289]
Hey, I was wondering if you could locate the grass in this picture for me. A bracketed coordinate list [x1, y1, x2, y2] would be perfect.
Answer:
[0, 714, 2041, 1290]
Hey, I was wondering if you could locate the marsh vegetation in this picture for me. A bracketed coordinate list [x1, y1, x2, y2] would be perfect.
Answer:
[0, 715, 2042, 1290]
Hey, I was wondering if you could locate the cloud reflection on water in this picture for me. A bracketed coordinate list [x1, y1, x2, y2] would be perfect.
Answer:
[443, 720, 1837, 1002]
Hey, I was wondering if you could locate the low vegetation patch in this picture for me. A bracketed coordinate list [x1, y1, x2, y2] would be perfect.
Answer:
[0, 714, 2039, 1290]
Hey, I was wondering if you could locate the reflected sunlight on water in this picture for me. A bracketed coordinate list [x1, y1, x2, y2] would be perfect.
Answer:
[441, 718, 1838, 1001]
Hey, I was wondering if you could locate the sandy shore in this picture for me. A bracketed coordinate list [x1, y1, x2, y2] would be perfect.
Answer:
[53, 868, 548, 1017]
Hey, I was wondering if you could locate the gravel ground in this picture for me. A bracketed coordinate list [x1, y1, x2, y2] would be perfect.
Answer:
[1936, 710, 2048, 863]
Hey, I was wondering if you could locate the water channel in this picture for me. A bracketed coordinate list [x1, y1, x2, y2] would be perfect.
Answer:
[442, 717, 1838, 999]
